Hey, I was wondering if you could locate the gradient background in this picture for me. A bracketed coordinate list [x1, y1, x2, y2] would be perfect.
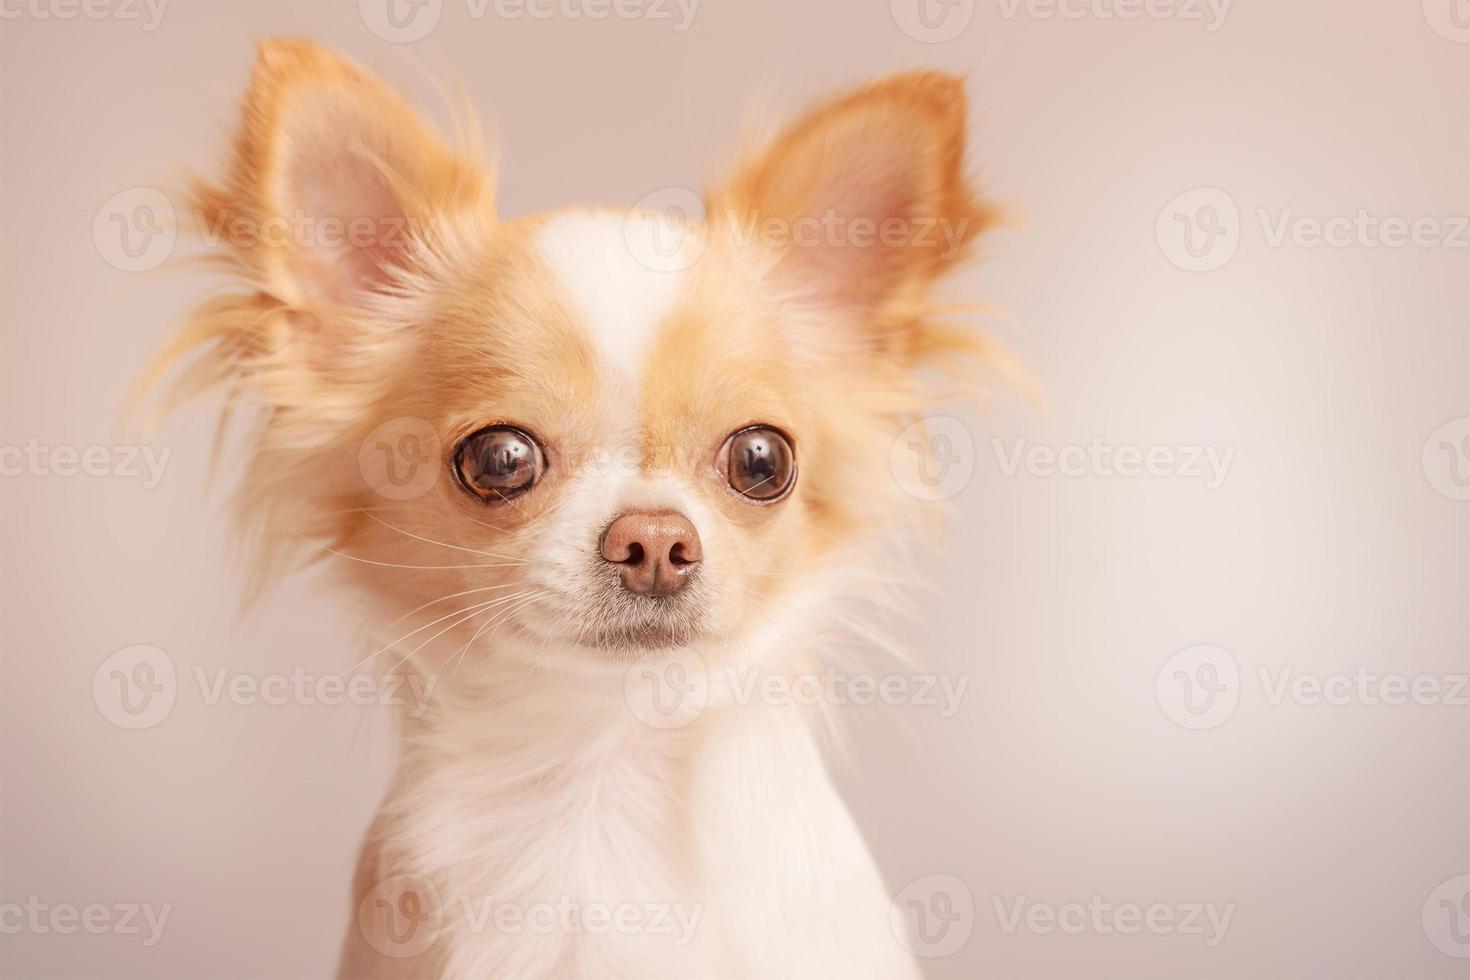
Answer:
[2, 1, 1467, 977]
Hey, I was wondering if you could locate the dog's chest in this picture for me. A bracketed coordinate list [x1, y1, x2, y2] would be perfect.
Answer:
[381, 702, 916, 979]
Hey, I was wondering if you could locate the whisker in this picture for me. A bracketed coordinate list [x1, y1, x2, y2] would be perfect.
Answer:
[339, 593, 526, 675]
[442, 590, 536, 668]
[733, 471, 777, 499]
[296, 504, 424, 519]
[384, 583, 522, 629]
[360, 512, 526, 562]
[389, 598, 520, 674]
[441, 611, 502, 677]
[460, 510, 513, 534]
[444, 591, 548, 677]
[289, 529, 526, 570]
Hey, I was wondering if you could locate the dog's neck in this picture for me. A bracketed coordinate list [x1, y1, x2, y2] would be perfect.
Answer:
[390, 629, 830, 831]
[379, 631, 841, 974]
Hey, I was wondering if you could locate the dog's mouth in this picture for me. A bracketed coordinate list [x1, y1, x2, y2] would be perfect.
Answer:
[523, 583, 712, 658]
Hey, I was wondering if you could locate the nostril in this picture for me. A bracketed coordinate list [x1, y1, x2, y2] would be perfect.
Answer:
[600, 511, 702, 594]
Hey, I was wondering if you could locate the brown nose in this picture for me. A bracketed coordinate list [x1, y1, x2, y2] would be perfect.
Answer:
[599, 511, 702, 596]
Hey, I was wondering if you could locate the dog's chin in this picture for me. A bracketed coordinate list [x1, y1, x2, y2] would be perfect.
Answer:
[592, 620, 712, 656]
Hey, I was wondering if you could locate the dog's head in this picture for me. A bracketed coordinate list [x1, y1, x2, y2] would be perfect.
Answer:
[164, 39, 996, 666]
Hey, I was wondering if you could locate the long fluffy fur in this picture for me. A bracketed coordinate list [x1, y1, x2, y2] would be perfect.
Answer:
[148, 39, 1011, 980]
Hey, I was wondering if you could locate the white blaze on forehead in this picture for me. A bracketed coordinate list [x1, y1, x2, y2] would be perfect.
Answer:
[533, 209, 702, 527]
[534, 209, 687, 383]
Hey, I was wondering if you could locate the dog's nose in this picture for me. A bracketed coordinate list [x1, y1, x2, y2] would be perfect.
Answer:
[599, 511, 702, 596]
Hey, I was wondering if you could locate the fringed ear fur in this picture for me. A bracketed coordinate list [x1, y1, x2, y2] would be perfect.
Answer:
[147, 37, 494, 406]
[140, 39, 497, 594]
[708, 71, 1021, 405]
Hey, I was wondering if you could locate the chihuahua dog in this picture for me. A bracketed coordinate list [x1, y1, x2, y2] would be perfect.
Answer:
[154, 38, 997, 980]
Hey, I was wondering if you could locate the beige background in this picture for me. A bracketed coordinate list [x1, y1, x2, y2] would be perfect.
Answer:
[2, 1, 1468, 977]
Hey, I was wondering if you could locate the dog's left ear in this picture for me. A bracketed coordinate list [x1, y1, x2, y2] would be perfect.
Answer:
[195, 38, 493, 366]
[709, 72, 994, 329]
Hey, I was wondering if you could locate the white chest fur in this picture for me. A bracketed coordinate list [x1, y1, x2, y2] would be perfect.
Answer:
[337, 641, 920, 980]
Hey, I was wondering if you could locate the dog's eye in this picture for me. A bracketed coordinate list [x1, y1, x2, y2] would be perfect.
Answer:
[454, 426, 544, 501]
[722, 426, 796, 502]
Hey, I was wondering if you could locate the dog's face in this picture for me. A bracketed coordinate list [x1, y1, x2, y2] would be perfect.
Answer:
[414, 209, 816, 654]
[174, 40, 993, 665]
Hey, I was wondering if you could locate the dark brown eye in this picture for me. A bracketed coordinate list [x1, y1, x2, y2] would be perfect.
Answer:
[454, 426, 544, 501]
[722, 426, 796, 502]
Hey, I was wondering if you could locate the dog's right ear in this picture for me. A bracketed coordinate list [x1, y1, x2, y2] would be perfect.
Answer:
[708, 72, 992, 329]
[195, 38, 492, 364]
